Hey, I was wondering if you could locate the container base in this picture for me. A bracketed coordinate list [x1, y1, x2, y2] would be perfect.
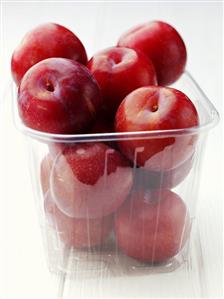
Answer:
[44, 222, 207, 298]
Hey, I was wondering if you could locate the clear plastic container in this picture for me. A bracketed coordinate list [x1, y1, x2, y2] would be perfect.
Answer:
[12, 71, 219, 296]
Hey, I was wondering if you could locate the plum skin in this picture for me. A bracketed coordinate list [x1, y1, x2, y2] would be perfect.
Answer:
[18, 58, 102, 134]
[114, 189, 190, 263]
[11, 22, 87, 85]
[41, 142, 133, 219]
[115, 86, 199, 172]
[118, 20, 187, 85]
[44, 191, 113, 248]
[87, 46, 157, 116]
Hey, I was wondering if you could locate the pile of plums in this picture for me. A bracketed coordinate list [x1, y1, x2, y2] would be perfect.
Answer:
[12, 21, 199, 263]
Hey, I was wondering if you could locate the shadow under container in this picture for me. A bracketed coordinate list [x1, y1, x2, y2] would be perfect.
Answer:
[13, 72, 219, 283]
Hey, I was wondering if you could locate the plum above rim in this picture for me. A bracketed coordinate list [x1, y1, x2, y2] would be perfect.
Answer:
[12, 71, 219, 143]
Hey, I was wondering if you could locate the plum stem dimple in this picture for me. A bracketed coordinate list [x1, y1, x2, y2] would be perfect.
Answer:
[113, 56, 122, 64]
[151, 104, 158, 112]
[46, 80, 54, 92]
[109, 52, 123, 66]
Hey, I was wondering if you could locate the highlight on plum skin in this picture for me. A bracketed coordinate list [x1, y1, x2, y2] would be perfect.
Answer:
[40, 154, 53, 195]
[134, 154, 194, 190]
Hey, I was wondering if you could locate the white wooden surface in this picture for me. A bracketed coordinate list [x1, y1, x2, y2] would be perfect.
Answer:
[1, 1, 223, 298]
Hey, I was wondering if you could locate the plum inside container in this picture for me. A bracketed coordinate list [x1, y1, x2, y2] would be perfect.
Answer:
[12, 71, 219, 296]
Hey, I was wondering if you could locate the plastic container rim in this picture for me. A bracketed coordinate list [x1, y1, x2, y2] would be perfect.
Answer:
[12, 71, 220, 143]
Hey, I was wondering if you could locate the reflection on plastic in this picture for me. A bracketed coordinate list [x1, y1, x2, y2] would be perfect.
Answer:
[44, 191, 114, 248]
[49, 143, 133, 218]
